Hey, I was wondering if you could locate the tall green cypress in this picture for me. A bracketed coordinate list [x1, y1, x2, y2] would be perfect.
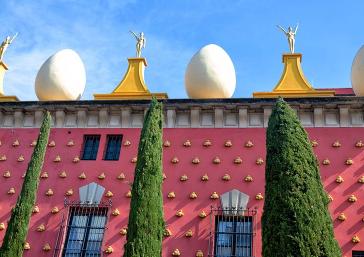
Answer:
[262, 98, 341, 257]
[0, 111, 51, 257]
[123, 98, 164, 257]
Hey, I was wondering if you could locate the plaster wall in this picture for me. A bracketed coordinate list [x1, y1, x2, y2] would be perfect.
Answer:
[0, 127, 362, 257]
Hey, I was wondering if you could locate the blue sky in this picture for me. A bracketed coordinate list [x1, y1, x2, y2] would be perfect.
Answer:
[0, 0, 363, 100]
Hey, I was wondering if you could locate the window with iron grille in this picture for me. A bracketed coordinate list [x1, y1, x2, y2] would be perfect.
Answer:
[353, 251, 364, 257]
[81, 135, 100, 160]
[210, 208, 256, 257]
[61, 205, 108, 257]
[103, 135, 123, 161]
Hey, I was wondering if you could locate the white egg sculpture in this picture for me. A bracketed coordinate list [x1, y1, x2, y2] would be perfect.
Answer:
[352, 45, 364, 96]
[35, 49, 86, 100]
[185, 44, 236, 99]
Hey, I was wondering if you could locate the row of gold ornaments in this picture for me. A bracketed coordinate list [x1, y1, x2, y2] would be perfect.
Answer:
[8, 170, 364, 185]
[4, 241, 205, 256]
[4, 139, 132, 148]
[320, 158, 354, 165]
[2, 170, 128, 180]
[0, 154, 81, 163]
[4, 138, 364, 149]
[104, 247, 205, 256]
[0, 150, 361, 165]
[169, 156, 264, 165]
[311, 140, 364, 148]
[163, 139, 254, 148]
[0, 155, 257, 164]
[0, 139, 75, 147]
[164, 139, 364, 149]
[3, 170, 257, 182]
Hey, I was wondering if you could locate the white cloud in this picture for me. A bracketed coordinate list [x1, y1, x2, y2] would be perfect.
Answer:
[0, 0, 195, 100]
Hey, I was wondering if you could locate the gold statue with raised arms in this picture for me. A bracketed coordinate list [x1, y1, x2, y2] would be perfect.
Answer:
[277, 24, 298, 53]
[130, 31, 146, 58]
[0, 33, 18, 62]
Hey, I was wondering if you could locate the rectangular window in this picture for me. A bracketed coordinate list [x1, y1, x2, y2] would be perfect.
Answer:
[103, 135, 123, 161]
[62, 206, 108, 257]
[353, 251, 364, 257]
[214, 215, 253, 257]
[81, 135, 100, 160]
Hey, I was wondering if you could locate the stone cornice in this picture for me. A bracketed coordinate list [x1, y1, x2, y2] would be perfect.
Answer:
[0, 97, 362, 128]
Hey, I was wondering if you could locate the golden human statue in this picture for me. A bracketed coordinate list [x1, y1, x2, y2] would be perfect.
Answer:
[0, 33, 18, 62]
[277, 24, 298, 53]
[130, 31, 146, 57]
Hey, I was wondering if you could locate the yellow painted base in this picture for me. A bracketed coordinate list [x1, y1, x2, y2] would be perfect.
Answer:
[0, 62, 8, 95]
[0, 95, 19, 101]
[0, 62, 18, 101]
[94, 92, 168, 100]
[253, 90, 336, 98]
[94, 57, 168, 100]
[253, 53, 335, 98]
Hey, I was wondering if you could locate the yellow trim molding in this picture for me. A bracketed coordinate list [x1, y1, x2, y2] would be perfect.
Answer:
[0, 62, 19, 102]
[94, 58, 168, 100]
[253, 53, 335, 98]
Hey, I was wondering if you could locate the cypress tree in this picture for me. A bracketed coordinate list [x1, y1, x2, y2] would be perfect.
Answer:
[123, 98, 164, 257]
[262, 98, 341, 257]
[0, 111, 51, 257]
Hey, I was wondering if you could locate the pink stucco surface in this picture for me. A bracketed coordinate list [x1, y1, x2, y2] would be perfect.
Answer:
[0, 127, 363, 257]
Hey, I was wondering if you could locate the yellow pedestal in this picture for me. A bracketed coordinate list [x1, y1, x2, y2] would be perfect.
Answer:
[0, 62, 19, 102]
[253, 53, 335, 98]
[94, 58, 168, 100]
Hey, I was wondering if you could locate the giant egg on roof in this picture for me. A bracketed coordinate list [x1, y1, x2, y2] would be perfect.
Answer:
[352, 45, 364, 96]
[35, 49, 86, 100]
[185, 44, 236, 99]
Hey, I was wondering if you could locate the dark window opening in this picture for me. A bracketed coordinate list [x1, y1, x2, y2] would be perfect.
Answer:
[210, 207, 256, 257]
[353, 251, 364, 257]
[62, 205, 108, 257]
[103, 135, 123, 161]
[81, 135, 100, 160]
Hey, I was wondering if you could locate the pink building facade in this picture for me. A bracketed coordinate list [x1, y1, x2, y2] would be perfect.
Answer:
[0, 98, 363, 257]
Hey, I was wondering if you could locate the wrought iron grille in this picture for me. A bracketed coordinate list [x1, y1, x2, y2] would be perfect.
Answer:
[353, 251, 364, 257]
[103, 135, 123, 161]
[81, 135, 101, 160]
[53, 200, 112, 257]
[208, 207, 257, 257]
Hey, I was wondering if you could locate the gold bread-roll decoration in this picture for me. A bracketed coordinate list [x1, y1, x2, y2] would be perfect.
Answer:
[255, 193, 264, 200]
[37, 223, 46, 232]
[43, 243, 51, 251]
[112, 209, 120, 216]
[224, 140, 232, 147]
[176, 210, 184, 217]
[172, 249, 181, 256]
[203, 140, 212, 147]
[54, 155, 61, 162]
[23, 242, 30, 250]
[210, 192, 219, 199]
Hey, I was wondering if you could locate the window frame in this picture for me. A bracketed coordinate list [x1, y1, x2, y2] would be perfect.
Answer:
[209, 207, 256, 257]
[81, 135, 101, 161]
[103, 134, 123, 161]
[214, 215, 253, 257]
[61, 204, 110, 257]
